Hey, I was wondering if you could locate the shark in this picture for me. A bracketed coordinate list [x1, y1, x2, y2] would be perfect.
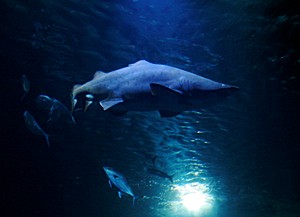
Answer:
[103, 167, 138, 206]
[71, 60, 238, 117]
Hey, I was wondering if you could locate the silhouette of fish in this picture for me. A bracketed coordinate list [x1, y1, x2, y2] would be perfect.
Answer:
[103, 166, 139, 206]
[36, 94, 75, 124]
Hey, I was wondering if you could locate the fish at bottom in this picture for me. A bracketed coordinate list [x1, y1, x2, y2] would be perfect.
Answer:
[103, 167, 139, 206]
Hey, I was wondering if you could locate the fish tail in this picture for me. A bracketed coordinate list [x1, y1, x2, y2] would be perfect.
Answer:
[132, 195, 140, 207]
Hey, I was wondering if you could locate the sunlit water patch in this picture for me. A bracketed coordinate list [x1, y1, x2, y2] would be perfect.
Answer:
[173, 182, 214, 216]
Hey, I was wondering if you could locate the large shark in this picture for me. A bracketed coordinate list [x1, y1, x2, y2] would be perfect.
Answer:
[71, 60, 238, 117]
[103, 167, 138, 206]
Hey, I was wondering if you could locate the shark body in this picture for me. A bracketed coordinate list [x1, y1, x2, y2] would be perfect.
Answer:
[71, 60, 238, 117]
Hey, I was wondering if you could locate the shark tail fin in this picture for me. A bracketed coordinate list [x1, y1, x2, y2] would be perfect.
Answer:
[71, 84, 82, 113]
[132, 195, 140, 207]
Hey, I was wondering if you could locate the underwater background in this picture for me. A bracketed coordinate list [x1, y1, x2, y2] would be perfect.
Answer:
[1, 0, 299, 217]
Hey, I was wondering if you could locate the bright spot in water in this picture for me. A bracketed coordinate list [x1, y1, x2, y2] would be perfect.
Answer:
[172, 182, 214, 215]
[182, 192, 208, 212]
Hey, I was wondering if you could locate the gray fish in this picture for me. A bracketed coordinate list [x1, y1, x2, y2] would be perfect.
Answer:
[23, 110, 50, 147]
[71, 60, 238, 117]
[103, 167, 138, 206]
[21, 74, 30, 100]
[147, 168, 174, 183]
[36, 94, 75, 124]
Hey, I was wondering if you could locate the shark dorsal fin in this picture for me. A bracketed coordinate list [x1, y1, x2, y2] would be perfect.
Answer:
[129, 60, 151, 67]
[93, 71, 106, 79]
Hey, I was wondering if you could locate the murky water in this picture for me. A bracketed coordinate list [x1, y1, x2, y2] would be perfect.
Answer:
[1, 0, 299, 217]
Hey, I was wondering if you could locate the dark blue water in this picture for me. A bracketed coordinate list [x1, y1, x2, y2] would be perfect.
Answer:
[1, 0, 299, 217]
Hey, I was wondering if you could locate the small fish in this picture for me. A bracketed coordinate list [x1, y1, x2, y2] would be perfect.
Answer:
[23, 110, 50, 147]
[147, 168, 174, 183]
[36, 95, 75, 124]
[103, 167, 139, 206]
[21, 74, 30, 100]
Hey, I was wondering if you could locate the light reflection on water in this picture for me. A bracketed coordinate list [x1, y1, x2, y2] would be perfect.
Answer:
[172, 182, 214, 215]
[122, 110, 225, 217]
[152, 181, 216, 217]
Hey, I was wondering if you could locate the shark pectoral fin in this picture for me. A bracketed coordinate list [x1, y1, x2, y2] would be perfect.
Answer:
[118, 191, 122, 198]
[150, 83, 183, 97]
[99, 98, 123, 111]
[158, 110, 181, 118]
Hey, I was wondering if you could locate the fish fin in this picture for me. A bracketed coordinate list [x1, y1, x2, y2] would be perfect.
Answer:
[118, 191, 122, 198]
[99, 98, 123, 111]
[150, 83, 183, 97]
[158, 110, 181, 118]
[93, 71, 106, 79]
[108, 180, 112, 188]
[132, 195, 140, 207]
[129, 60, 151, 67]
